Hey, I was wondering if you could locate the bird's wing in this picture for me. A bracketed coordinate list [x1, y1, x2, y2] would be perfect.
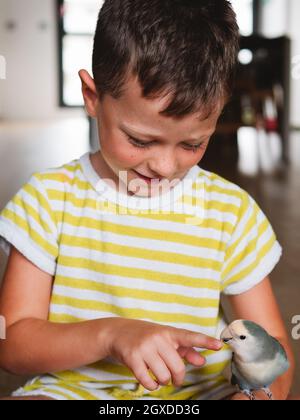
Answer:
[231, 360, 253, 391]
[271, 336, 288, 361]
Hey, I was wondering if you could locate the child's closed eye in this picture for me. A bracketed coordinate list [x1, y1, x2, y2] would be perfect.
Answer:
[126, 135, 205, 153]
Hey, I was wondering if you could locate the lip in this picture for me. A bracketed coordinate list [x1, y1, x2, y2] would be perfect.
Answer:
[133, 170, 161, 184]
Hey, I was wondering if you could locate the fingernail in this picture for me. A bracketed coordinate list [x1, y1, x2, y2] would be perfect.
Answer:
[214, 340, 223, 349]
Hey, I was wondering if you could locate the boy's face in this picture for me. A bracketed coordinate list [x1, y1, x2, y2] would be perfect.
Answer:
[80, 70, 223, 197]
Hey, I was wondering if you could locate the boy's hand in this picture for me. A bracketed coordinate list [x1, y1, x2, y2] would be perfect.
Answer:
[104, 318, 222, 391]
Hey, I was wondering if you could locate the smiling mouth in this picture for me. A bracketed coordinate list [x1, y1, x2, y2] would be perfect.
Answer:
[133, 170, 162, 182]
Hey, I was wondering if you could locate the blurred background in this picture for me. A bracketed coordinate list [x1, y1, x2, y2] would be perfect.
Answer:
[0, 0, 299, 397]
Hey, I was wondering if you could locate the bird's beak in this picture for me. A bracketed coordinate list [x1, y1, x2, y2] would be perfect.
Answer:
[220, 327, 233, 344]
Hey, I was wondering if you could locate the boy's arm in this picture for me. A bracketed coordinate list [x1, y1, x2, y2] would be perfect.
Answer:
[227, 277, 295, 400]
[0, 247, 222, 390]
[0, 247, 112, 374]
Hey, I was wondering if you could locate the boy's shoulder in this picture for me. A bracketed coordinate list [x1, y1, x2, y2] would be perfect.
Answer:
[198, 167, 250, 201]
[196, 168, 259, 226]
[28, 154, 86, 190]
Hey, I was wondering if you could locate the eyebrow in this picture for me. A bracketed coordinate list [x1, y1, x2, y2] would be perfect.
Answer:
[120, 124, 211, 144]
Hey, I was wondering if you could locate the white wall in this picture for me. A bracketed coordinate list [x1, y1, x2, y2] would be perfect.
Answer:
[288, 0, 300, 127]
[1, 0, 299, 126]
[260, 0, 300, 127]
[0, 0, 7, 115]
[0, 0, 84, 121]
[260, 0, 289, 39]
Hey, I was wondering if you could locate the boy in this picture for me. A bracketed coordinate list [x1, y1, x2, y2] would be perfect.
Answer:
[0, 0, 295, 400]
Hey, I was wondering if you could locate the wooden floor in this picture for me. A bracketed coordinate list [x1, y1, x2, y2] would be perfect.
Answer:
[0, 119, 299, 396]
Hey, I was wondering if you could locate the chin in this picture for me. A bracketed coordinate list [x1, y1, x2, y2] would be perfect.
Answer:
[127, 186, 155, 198]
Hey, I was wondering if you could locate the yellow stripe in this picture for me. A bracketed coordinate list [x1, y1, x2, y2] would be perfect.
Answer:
[60, 233, 222, 269]
[49, 313, 84, 323]
[55, 275, 219, 308]
[225, 205, 261, 262]
[182, 195, 240, 216]
[56, 382, 98, 400]
[39, 387, 76, 400]
[2, 208, 57, 257]
[48, 189, 99, 211]
[146, 377, 227, 400]
[222, 220, 270, 279]
[42, 166, 241, 219]
[23, 384, 76, 400]
[54, 369, 100, 383]
[188, 360, 230, 376]
[60, 163, 80, 173]
[56, 365, 137, 384]
[57, 255, 220, 290]
[222, 235, 277, 288]
[193, 182, 242, 200]
[57, 210, 231, 245]
[25, 176, 58, 227]
[51, 294, 217, 327]
[12, 195, 52, 234]
[60, 218, 226, 252]
[39, 173, 89, 190]
[89, 361, 135, 378]
[48, 186, 235, 235]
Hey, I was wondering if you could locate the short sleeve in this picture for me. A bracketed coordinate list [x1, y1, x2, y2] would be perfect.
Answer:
[0, 173, 59, 275]
[221, 191, 282, 295]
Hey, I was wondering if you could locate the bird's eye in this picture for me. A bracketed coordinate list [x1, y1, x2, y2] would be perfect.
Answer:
[240, 335, 247, 340]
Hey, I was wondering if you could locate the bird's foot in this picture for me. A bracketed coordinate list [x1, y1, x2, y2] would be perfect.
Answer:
[262, 387, 273, 400]
[242, 390, 256, 400]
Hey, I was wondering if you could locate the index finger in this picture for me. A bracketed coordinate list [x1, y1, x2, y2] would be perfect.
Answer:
[174, 329, 223, 350]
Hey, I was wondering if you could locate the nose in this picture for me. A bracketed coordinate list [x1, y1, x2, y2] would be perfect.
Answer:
[148, 147, 178, 179]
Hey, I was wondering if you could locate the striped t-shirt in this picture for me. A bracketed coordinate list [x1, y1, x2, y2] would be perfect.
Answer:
[0, 152, 282, 400]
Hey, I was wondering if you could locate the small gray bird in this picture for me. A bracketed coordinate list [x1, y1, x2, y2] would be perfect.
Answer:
[221, 320, 289, 400]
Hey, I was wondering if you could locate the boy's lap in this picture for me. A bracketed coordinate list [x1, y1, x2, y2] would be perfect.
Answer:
[0, 395, 55, 400]
[1, 393, 299, 401]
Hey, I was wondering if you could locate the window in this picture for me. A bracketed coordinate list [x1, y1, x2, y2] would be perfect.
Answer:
[58, 0, 255, 107]
[57, 0, 104, 106]
[231, 0, 254, 36]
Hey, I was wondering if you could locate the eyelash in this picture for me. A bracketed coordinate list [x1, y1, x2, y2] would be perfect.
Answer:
[127, 136, 203, 153]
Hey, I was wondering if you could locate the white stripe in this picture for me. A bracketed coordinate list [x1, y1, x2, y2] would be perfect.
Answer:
[49, 305, 217, 334]
[54, 195, 237, 228]
[14, 185, 58, 236]
[12, 385, 83, 400]
[186, 189, 242, 208]
[53, 285, 218, 316]
[59, 242, 223, 272]
[57, 215, 232, 243]
[223, 241, 282, 295]
[0, 220, 56, 275]
[222, 219, 274, 275]
[49, 195, 238, 229]
[55, 266, 221, 298]
[73, 366, 134, 383]
[59, 226, 226, 261]
[58, 246, 221, 278]
[223, 225, 276, 281]
[5, 197, 57, 248]
[200, 171, 242, 193]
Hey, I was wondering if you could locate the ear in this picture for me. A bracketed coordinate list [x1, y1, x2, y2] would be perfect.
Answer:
[78, 69, 99, 118]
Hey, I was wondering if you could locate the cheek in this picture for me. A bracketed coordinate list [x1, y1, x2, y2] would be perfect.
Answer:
[181, 149, 206, 168]
[103, 140, 141, 167]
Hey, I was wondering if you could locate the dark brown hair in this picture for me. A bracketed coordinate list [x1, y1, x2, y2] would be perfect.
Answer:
[92, 0, 240, 117]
